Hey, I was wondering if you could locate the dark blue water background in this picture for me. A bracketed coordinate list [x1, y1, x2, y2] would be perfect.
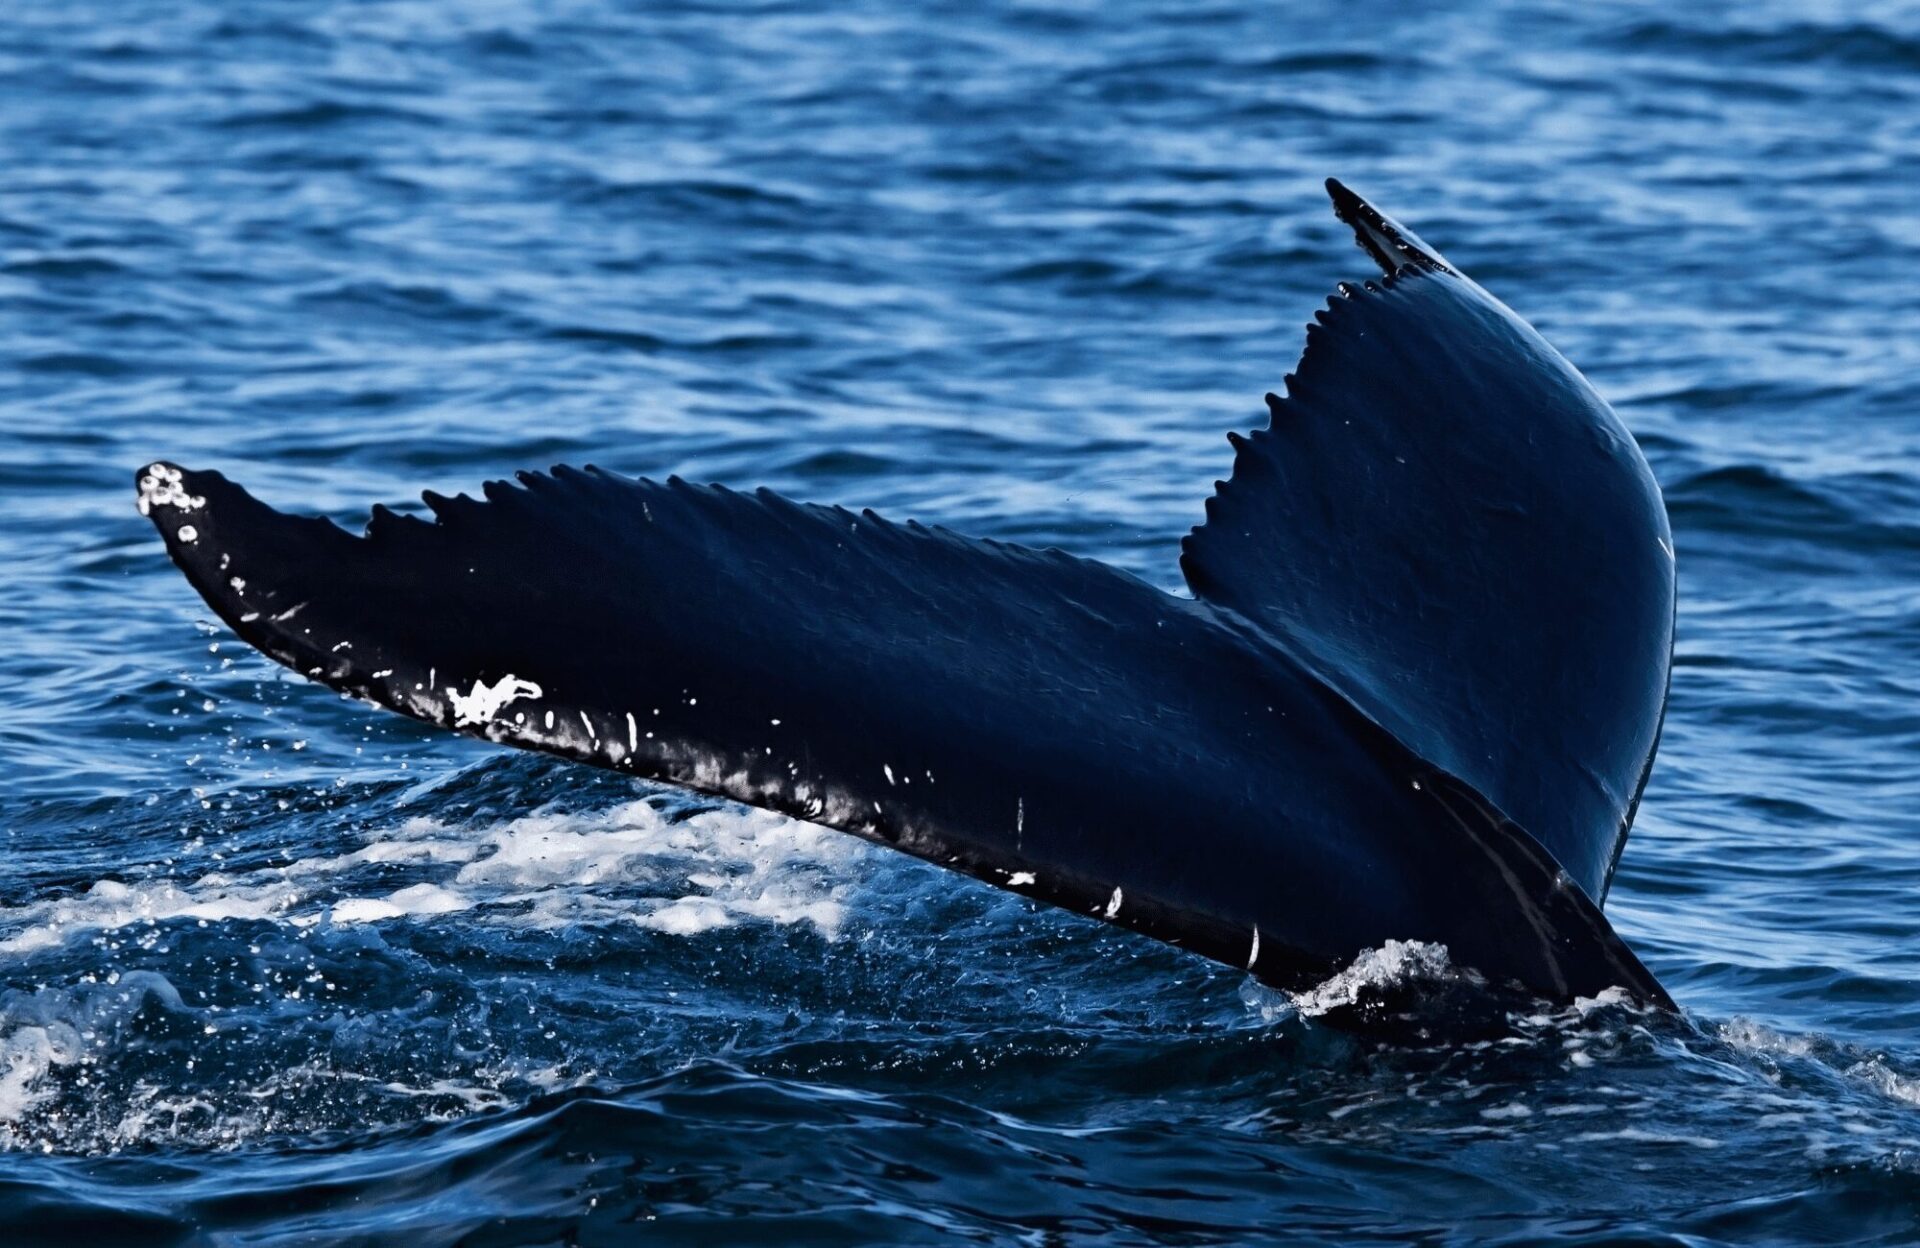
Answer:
[2, 1, 1917, 1242]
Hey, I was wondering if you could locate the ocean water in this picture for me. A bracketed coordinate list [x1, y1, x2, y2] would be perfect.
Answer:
[2, 0, 1917, 1242]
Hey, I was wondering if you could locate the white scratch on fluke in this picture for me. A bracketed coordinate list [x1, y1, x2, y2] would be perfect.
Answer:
[445, 675, 543, 727]
[1008, 871, 1036, 887]
[1248, 926, 1261, 969]
[1104, 887, 1123, 918]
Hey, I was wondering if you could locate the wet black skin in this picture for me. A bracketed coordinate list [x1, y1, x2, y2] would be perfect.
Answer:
[137, 181, 1676, 1009]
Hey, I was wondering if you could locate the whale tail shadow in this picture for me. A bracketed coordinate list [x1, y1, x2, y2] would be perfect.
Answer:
[137, 181, 1675, 1010]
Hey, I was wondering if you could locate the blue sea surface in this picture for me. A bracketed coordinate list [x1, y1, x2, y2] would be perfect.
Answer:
[2, 0, 1918, 1242]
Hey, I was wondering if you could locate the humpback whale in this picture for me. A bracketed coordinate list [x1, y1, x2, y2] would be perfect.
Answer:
[137, 180, 1676, 1009]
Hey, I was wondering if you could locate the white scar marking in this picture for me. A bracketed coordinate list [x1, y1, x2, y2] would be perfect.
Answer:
[1248, 926, 1261, 969]
[1008, 872, 1036, 887]
[271, 602, 306, 622]
[627, 712, 638, 752]
[579, 711, 596, 740]
[1104, 887, 1123, 919]
[445, 674, 543, 727]
[883, 764, 896, 786]
[176, 525, 198, 543]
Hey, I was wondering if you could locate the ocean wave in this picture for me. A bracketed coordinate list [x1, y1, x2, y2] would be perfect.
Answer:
[1610, 20, 1920, 70]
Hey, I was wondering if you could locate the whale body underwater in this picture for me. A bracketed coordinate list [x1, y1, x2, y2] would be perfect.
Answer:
[138, 181, 1677, 1010]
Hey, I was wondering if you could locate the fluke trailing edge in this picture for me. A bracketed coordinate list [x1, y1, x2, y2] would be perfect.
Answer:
[138, 181, 1676, 1008]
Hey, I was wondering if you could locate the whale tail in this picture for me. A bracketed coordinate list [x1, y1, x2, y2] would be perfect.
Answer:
[1183, 181, 1674, 902]
[136, 181, 1674, 1007]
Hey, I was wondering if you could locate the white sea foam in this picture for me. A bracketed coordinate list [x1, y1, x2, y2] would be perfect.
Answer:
[0, 973, 184, 1126]
[0, 800, 870, 1141]
[329, 883, 469, 925]
[0, 878, 297, 954]
[1566, 1126, 1720, 1149]
[1845, 1059, 1920, 1109]
[1237, 976, 1296, 1025]
[1288, 939, 1458, 1017]
[1722, 1017, 1920, 1111]
[0, 1023, 83, 1123]
[1718, 1017, 1821, 1059]
[0, 800, 866, 960]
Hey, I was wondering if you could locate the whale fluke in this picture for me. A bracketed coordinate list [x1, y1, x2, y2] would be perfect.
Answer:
[136, 181, 1675, 1009]
[1324, 176, 1456, 276]
[1184, 185, 1674, 903]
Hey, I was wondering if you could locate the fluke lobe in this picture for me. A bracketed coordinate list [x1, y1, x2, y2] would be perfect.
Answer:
[138, 181, 1676, 1008]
